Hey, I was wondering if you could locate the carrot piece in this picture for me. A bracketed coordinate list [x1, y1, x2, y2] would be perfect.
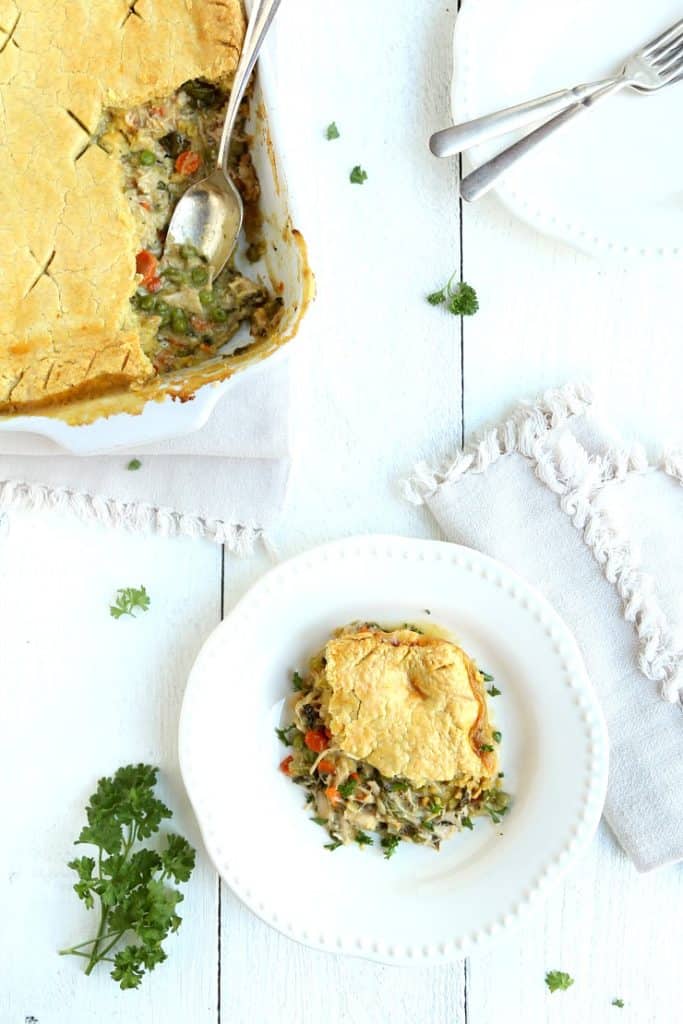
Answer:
[279, 755, 293, 775]
[135, 249, 158, 288]
[304, 729, 328, 753]
[325, 785, 340, 805]
[175, 149, 202, 176]
[317, 759, 335, 775]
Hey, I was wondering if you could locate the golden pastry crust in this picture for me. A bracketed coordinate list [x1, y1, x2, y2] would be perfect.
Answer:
[322, 628, 497, 785]
[0, 0, 245, 412]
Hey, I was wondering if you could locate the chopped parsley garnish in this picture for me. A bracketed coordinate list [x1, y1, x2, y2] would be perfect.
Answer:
[492, 731, 502, 743]
[59, 764, 195, 990]
[461, 816, 474, 830]
[448, 283, 479, 316]
[325, 121, 340, 140]
[428, 271, 479, 316]
[389, 779, 409, 792]
[350, 165, 368, 184]
[110, 585, 150, 619]
[424, 609, 431, 615]
[127, 458, 142, 471]
[355, 831, 373, 847]
[324, 840, 342, 852]
[275, 725, 297, 746]
[480, 744, 495, 753]
[480, 670, 495, 682]
[380, 835, 400, 859]
[292, 671, 305, 692]
[545, 971, 574, 993]
[487, 684, 502, 697]
[428, 799, 442, 814]
[338, 778, 358, 799]
[311, 816, 327, 827]
[612, 999, 625, 1008]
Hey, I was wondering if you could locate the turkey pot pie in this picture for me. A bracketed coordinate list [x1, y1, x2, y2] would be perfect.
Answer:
[278, 624, 509, 856]
[0, 0, 283, 413]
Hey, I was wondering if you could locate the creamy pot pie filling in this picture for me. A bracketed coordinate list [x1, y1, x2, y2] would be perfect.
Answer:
[278, 624, 509, 856]
[103, 79, 283, 374]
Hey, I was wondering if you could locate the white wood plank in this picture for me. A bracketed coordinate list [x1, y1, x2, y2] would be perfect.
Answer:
[466, 823, 683, 1024]
[0, 511, 221, 1024]
[461, 198, 683, 449]
[218, 5, 467, 1018]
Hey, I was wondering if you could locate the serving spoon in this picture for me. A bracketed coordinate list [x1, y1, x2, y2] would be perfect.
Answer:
[163, 0, 283, 278]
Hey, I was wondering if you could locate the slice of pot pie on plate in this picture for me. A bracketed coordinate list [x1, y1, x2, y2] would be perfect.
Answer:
[0, 0, 284, 415]
[279, 623, 509, 856]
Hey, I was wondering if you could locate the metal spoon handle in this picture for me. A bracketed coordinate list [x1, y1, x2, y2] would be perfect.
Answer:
[459, 78, 625, 202]
[217, 0, 284, 171]
[429, 78, 614, 158]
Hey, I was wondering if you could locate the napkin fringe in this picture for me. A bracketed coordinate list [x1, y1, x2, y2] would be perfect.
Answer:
[403, 383, 682, 703]
[402, 382, 593, 504]
[0, 479, 266, 555]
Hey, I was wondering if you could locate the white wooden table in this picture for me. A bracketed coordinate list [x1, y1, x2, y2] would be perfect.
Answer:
[1, 3, 681, 1022]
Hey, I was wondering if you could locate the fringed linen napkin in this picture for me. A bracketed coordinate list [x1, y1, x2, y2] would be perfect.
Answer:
[0, 359, 290, 554]
[405, 384, 683, 871]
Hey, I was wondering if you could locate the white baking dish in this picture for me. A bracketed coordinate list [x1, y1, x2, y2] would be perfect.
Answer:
[0, 37, 312, 456]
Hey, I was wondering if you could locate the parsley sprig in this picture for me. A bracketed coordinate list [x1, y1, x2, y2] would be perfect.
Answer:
[59, 765, 195, 990]
[350, 165, 368, 184]
[110, 586, 150, 619]
[325, 121, 340, 140]
[545, 970, 574, 993]
[428, 272, 479, 316]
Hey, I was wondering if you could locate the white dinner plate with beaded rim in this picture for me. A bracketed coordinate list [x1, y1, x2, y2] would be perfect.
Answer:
[452, 0, 683, 258]
[179, 536, 608, 965]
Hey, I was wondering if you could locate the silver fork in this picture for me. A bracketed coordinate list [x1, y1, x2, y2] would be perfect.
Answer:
[458, 19, 683, 202]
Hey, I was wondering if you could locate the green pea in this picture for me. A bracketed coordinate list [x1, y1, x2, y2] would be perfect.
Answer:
[198, 290, 214, 307]
[190, 266, 209, 286]
[170, 308, 189, 334]
[161, 267, 186, 285]
[138, 294, 156, 311]
[211, 308, 228, 323]
[138, 149, 156, 166]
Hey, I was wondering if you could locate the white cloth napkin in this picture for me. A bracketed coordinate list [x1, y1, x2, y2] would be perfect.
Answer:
[0, 358, 290, 552]
[405, 384, 683, 872]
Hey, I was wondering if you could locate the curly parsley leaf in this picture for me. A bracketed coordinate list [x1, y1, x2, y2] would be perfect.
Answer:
[480, 670, 495, 682]
[325, 121, 340, 140]
[60, 764, 195, 990]
[324, 839, 342, 852]
[461, 816, 474, 831]
[545, 970, 575, 993]
[380, 834, 400, 859]
[487, 684, 502, 697]
[492, 731, 502, 743]
[350, 165, 368, 184]
[612, 998, 625, 1008]
[338, 778, 358, 799]
[292, 671, 305, 692]
[110, 586, 150, 619]
[427, 271, 479, 316]
[447, 282, 479, 316]
[127, 459, 142, 471]
[275, 725, 297, 746]
[355, 831, 373, 847]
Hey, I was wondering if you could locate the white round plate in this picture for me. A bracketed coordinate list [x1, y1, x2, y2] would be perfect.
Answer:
[179, 536, 608, 965]
[452, 0, 683, 257]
